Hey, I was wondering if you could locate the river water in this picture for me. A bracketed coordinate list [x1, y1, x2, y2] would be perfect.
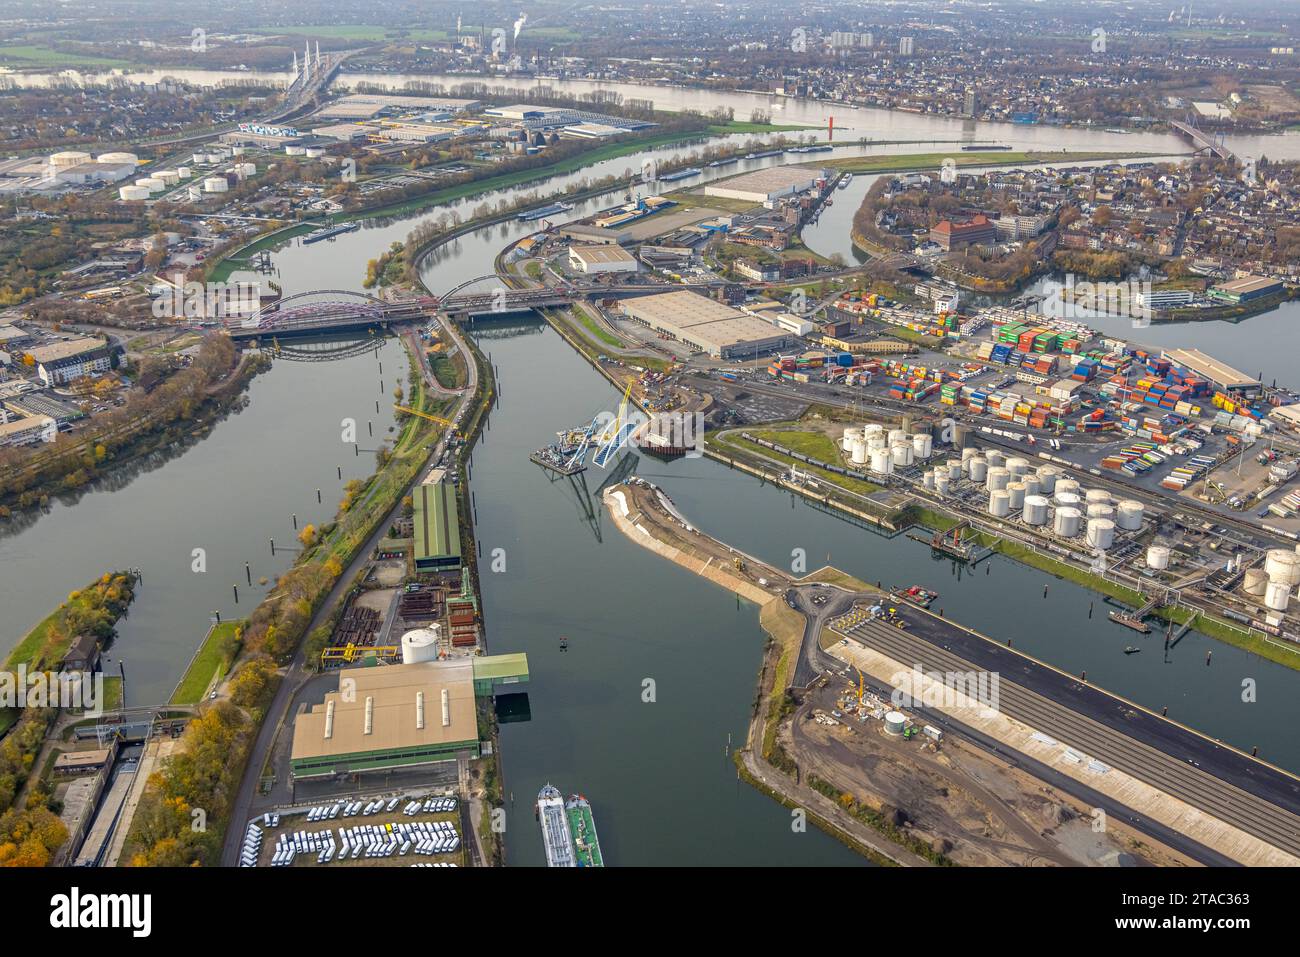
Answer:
[3, 79, 1299, 864]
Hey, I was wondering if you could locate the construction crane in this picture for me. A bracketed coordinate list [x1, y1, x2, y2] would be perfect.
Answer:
[393, 404, 459, 434]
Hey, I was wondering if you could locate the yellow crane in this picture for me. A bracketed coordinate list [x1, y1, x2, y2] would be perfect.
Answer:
[393, 404, 459, 434]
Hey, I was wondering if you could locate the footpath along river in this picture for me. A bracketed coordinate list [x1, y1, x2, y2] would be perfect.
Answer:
[1, 110, 1297, 864]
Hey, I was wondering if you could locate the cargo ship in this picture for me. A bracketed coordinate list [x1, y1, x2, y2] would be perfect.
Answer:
[895, 585, 938, 608]
[302, 222, 359, 244]
[657, 167, 702, 183]
[962, 144, 1012, 151]
[517, 201, 574, 222]
[565, 793, 604, 867]
[536, 785, 576, 867]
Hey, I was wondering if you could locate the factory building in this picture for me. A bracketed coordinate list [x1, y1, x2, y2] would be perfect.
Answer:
[289, 655, 528, 780]
[1208, 275, 1284, 304]
[568, 245, 638, 274]
[413, 470, 462, 572]
[703, 167, 828, 204]
[619, 290, 792, 359]
[1162, 348, 1261, 396]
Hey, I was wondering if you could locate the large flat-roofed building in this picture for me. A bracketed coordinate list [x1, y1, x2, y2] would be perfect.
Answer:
[1208, 275, 1284, 304]
[704, 166, 827, 204]
[289, 654, 529, 780]
[413, 471, 462, 572]
[619, 290, 792, 359]
[568, 244, 638, 274]
[0, 414, 56, 448]
[931, 214, 996, 251]
[315, 95, 480, 120]
[1163, 348, 1260, 395]
[26, 337, 117, 387]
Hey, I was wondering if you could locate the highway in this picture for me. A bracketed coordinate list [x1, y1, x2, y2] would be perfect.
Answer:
[786, 584, 1300, 863]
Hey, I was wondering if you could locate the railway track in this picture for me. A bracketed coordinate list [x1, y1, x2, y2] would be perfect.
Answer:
[837, 618, 1300, 859]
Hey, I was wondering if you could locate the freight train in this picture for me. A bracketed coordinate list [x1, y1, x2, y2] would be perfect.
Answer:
[741, 431, 877, 483]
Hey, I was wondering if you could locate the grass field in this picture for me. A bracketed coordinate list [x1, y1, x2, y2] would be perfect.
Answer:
[571, 304, 626, 349]
[171, 621, 244, 706]
[824, 149, 1161, 174]
[0, 44, 132, 68]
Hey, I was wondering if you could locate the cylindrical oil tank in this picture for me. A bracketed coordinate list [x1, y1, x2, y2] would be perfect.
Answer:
[869, 448, 893, 474]
[1022, 475, 1042, 497]
[986, 466, 1010, 491]
[400, 625, 441, 665]
[884, 712, 907, 735]
[177, 165, 191, 178]
[1146, 545, 1171, 571]
[1055, 478, 1080, 497]
[851, 438, 868, 465]
[98, 150, 138, 165]
[867, 433, 888, 451]
[946, 460, 962, 483]
[934, 472, 951, 496]
[1006, 482, 1026, 510]
[891, 442, 913, 467]
[203, 176, 229, 193]
[1054, 491, 1081, 510]
[1116, 500, 1144, 531]
[888, 429, 908, 446]
[922, 470, 935, 490]
[952, 423, 971, 450]
[1086, 518, 1115, 550]
[1085, 489, 1111, 507]
[1054, 507, 1082, 537]
[985, 450, 1006, 470]
[968, 457, 988, 483]
[1265, 580, 1291, 612]
[961, 447, 977, 466]
[1037, 466, 1059, 494]
[1022, 495, 1049, 526]
[1265, 549, 1300, 586]
[118, 185, 150, 200]
[1086, 503, 1114, 520]
[988, 489, 1011, 517]
[187, 184, 202, 200]
[912, 433, 933, 459]
[1243, 568, 1269, 596]
[1006, 456, 1030, 477]
[842, 427, 862, 451]
[864, 423, 884, 439]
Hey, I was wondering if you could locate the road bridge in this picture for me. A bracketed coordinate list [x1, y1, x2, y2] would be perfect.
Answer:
[1170, 119, 1235, 162]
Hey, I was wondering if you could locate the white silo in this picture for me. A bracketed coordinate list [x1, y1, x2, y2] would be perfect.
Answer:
[1242, 568, 1268, 595]
[912, 433, 933, 459]
[1037, 466, 1059, 494]
[1055, 478, 1080, 498]
[118, 185, 150, 201]
[50, 150, 91, 169]
[1116, 500, 1144, 531]
[988, 489, 1011, 517]
[1054, 491, 1081, 510]
[851, 438, 868, 466]
[1054, 507, 1082, 537]
[1264, 580, 1291, 613]
[867, 432, 888, 451]
[1086, 518, 1115, 550]
[1022, 475, 1042, 497]
[97, 151, 138, 166]
[985, 450, 1006, 470]
[960, 447, 977, 466]
[986, 466, 1010, 492]
[1146, 545, 1170, 571]
[1006, 482, 1026, 510]
[1085, 488, 1111, 507]
[203, 176, 229, 193]
[187, 184, 203, 200]
[887, 429, 907, 446]
[1006, 456, 1030, 477]
[968, 457, 988, 483]
[884, 712, 907, 735]
[1022, 495, 1049, 526]
[1086, 503, 1114, 521]
[922, 470, 935, 489]
[842, 427, 862, 451]
[935, 472, 951, 496]
[864, 423, 885, 439]
[946, 460, 962, 483]
[869, 448, 893, 475]
[193, 152, 208, 163]
[177, 165, 191, 178]
[156, 169, 180, 184]
[1265, 549, 1300, 587]
[891, 442, 913, 468]
[400, 625, 441, 664]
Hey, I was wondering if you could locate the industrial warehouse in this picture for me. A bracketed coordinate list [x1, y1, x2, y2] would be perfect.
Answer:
[703, 166, 830, 203]
[413, 469, 462, 572]
[289, 653, 529, 781]
[618, 289, 793, 359]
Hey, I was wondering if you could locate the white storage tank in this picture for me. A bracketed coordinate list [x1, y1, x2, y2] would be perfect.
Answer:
[968, 457, 988, 483]
[884, 712, 907, 735]
[1116, 500, 1144, 531]
[864, 423, 885, 439]
[1265, 549, 1300, 586]
[934, 472, 951, 496]
[177, 165, 191, 178]
[961, 447, 977, 466]
[305, 147, 326, 158]
[1146, 545, 1170, 571]
[985, 450, 1006, 470]
[1086, 503, 1114, 520]
[187, 184, 203, 200]
[1006, 482, 1026, 510]
[192, 152, 208, 163]
[135, 177, 164, 193]
[986, 466, 1010, 492]
[1055, 478, 1080, 498]
[1086, 518, 1115, 550]
[1022, 495, 1049, 526]
[912, 433, 932, 459]
[203, 176, 229, 193]
[867, 433, 888, 451]
[286, 145, 307, 156]
[238, 162, 257, 178]
[1022, 475, 1042, 497]
[887, 429, 907, 446]
[988, 489, 1011, 517]
[400, 625, 441, 665]
[869, 448, 893, 475]
[1085, 489, 1111, 507]
[1264, 580, 1291, 612]
[97, 151, 138, 166]
[842, 427, 862, 451]
[1006, 456, 1030, 477]
[1054, 507, 1082, 537]
[1037, 466, 1059, 494]
[50, 149, 91, 169]
[946, 460, 962, 483]
[156, 169, 180, 184]
[851, 438, 868, 465]
[891, 442, 913, 468]
[922, 470, 935, 489]
[118, 185, 150, 201]
[1243, 568, 1269, 596]
[1054, 491, 1081, 510]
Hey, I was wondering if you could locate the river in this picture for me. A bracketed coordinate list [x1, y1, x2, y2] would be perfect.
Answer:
[2, 86, 1299, 864]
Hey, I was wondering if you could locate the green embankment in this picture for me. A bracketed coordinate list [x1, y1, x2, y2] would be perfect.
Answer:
[171, 621, 244, 706]
[824, 150, 1161, 174]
